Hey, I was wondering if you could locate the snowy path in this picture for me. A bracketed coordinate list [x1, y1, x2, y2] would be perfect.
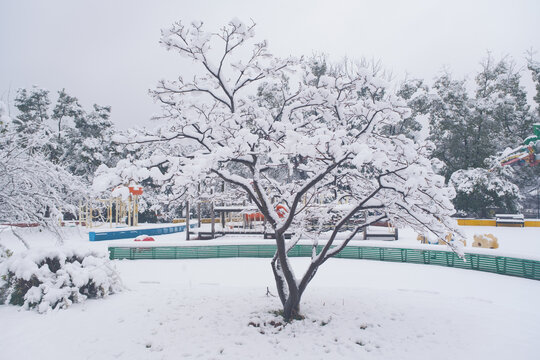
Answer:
[1, 258, 539, 360]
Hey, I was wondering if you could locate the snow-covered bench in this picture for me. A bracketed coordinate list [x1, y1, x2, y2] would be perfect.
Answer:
[362, 225, 398, 240]
[495, 214, 524, 227]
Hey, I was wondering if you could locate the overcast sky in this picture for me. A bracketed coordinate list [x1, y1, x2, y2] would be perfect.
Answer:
[1, 0, 539, 128]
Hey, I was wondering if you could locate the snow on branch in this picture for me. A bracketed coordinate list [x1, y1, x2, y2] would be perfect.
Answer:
[96, 19, 461, 321]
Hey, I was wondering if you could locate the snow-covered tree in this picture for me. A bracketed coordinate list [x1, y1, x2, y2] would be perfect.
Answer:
[0, 101, 9, 130]
[12, 87, 50, 136]
[9, 87, 118, 181]
[64, 104, 117, 178]
[396, 78, 431, 141]
[0, 104, 85, 247]
[475, 55, 533, 150]
[428, 72, 483, 180]
[96, 19, 460, 321]
[450, 158, 520, 217]
[527, 54, 540, 116]
[421, 57, 537, 215]
[52, 89, 84, 137]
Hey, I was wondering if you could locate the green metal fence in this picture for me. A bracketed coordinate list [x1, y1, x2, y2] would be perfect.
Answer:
[108, 244, 540, 281]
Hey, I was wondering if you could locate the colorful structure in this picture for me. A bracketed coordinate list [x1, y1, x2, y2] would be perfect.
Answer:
[79, 183, 143, 228]
[500, 124, 540, 167]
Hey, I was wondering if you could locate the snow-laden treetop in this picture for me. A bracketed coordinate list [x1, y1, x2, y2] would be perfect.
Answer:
[95, 19, 461, 252]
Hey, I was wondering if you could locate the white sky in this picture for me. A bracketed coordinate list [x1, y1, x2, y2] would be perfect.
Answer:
[1, 0, 539, 128]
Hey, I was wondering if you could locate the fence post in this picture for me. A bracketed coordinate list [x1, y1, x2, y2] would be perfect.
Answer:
[422, 251, 431, 264]
[400, 249, 407, 262]
[445, 252, 455, 267]
[495, 257, 506, 274]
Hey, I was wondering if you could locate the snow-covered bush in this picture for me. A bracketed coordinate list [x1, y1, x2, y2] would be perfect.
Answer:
[0, 248, 122, 313]
[450, 162, 520, 217]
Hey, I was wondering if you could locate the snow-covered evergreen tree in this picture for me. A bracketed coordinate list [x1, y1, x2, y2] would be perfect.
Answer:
[47, 89, 85, 163]
[420, 55, 537, 216]
[12, 87, 50, 136]
[64, 104, 117, 178]
[0, 101, 9, 130]
[450, 158, 520, 217]
[0, 106, 85, 246]
[428, 72, 483, 180]
[9, 87, 118, 181]
[475, 55, 533, 149]
[528, 55, 540, 117]
[396, 78, 431, 141]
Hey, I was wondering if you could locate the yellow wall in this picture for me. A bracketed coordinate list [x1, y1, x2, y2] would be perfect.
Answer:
[457, 219, 540, 227]
[457, 219, 496, 226]
[524, 220, 540, 227]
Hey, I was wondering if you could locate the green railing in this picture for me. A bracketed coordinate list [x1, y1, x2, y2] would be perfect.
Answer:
[108, 244, 540, 281]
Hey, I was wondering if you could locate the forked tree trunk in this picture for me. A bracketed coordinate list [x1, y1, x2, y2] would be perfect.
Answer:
[272, 259, 303, 321]
[269, 210, 384, 322]
[272, 232, 305, 322]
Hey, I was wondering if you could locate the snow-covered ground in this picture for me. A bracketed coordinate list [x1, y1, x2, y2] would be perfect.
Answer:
[1, 257, 539, 360]
[1, 224, 539, 359]
[2, 222, 540, 259]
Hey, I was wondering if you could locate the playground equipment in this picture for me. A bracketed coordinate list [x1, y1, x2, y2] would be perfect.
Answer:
[499, 124, 540, 167]
[417, 233, 466, 247]
[192, 204, 290, 240]
[79, 183, 143, 228]
[472, 234, 499, 249]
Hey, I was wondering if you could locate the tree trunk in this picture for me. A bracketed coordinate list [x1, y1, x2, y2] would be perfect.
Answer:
[283, 292, 301, 321]
[271, 231, 303, 322]
[271, 257, 303, 321]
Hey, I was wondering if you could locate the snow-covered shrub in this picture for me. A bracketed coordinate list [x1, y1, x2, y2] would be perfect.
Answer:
[0, 248, 122, 313]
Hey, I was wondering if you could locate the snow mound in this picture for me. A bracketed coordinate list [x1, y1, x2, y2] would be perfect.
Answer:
[0, 247, 122, 313]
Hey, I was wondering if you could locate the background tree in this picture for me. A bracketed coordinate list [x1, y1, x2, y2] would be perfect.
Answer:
[527, 54, 540, 117]
[0, 101, 9, 130]
[428, 72, 482, 180]
[64, 104, 117, 178]
[450, 158, 520, 217]
[475, 55, 533, 150]
[12, 86, 50, 136]
[395, 78, 429, 140]
[0, 103, 85, 247]
[48, 89, 84, 163]
[10, 87, 118, 181]
[96, 19, 461, 321]
[403, 55, 536, 217]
